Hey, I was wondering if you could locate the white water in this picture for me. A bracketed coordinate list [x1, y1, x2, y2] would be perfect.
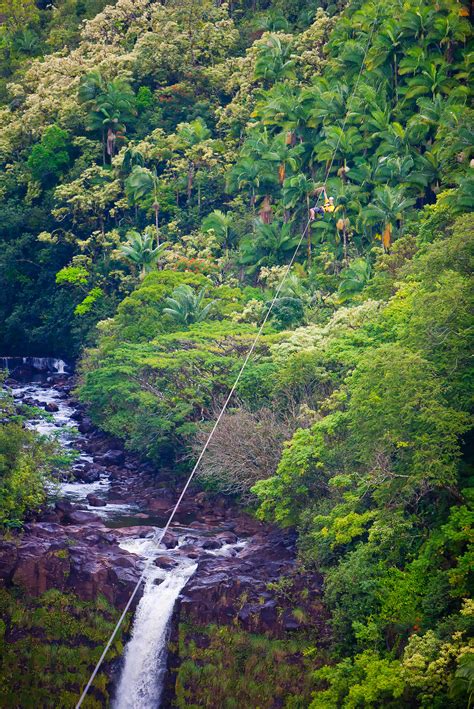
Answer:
[8, 374, 245, 708]
[114, 537, 197, 709]
[115, 535, 246, 708]
[1, 356, 67, 373]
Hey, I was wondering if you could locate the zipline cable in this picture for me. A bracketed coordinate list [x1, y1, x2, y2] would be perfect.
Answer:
[76, 8, 381, 706]
[75, 219, 311, 709]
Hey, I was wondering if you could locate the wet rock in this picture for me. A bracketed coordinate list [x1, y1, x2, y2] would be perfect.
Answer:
[87, 494, 107, 507]
[64, 510, 103, 526]
[148, 497, 172, 512]
[230, 515, 264, 536]
[189, 521, 210, 531]
[96, 449, 125, 466]
[75, 467, 101, 483]
[55, 499, 74, 515]
[178, 545, 202, 559]
[201, 538, 223, 550]
[44, 401, 59, 412]
[161, 531, 179, 549]
[215, 532, 238, 544]
[0, 541, 18, 582]
[154, 556, 178, 569]
[12, 542, 70, 594]
[78, 418, 93, 434]
[113, 526, 154, 539]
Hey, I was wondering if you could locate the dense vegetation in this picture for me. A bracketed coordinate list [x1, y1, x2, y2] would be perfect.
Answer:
[0, 0, 473, 706]
[0, 382, 70, 528]
[0, 587, 128, 708]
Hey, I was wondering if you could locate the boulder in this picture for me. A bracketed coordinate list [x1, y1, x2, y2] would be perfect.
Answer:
[45, 402, 59, 412]
[87, 494, 107, 507]
[78, 418, 94, 434]
[96, 450, 125, 466]
[64, 510, 103, 526]
[154, 556, 178, 569]
[75, 467, 101, 483]
[201, 538, 223, 550]
[148, 497, 172, 512]
[161, 531, 179, 549]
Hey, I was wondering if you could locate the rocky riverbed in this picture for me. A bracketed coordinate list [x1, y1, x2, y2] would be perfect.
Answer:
[1, 364, 328, 706]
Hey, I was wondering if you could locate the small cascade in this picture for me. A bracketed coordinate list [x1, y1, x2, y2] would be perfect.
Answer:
[114, 539, 197, 709]
[0, 356, 68, 374]
[30, 357, 67, 373]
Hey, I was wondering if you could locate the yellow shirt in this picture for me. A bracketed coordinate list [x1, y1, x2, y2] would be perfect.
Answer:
[324, 201, 335, 213]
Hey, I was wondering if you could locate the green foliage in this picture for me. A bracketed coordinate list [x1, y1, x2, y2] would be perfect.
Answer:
[163, 284, 215, 326]
[119, 230, 166, 278]
[175, 623, 317, 708]
[27, 125, 71, 184]
[0, 587, 129, 707]
[0, 1, 472, 705]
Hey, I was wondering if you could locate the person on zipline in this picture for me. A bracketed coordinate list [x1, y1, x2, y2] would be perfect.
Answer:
[309, 189, 335, 220]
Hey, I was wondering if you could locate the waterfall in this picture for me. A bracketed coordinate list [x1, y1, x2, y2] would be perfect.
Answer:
[30, 357, 67, 372]
[0, 357, 68, 373]
[114, 539, 197, 709]
[52, 358, 66, 374]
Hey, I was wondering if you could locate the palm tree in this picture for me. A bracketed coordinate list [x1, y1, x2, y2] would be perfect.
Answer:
[119, 230, 166, 279]
[201, 210, 234, 250]
[254, 34, 296, 83]
[253, 11, 289, 33]
[227, 157, 276, 208]
[175, 118, 212, 202]
[373, 154, 415, 187]
[402, 60, 456, 100]
[79, 72, 136, 165]
[163, 285, 214, 326]
[239, 221, 300, 275]
[176, 118, 211, 146]
[338, 258, 372, 302]
[364, 185, 416, 251]
[121, 147, 145, 174]
[125, 166, 161, 245]
[251, 83, 306, 139]
[282, 173, 315, 261]
[314, 125, 367, 175]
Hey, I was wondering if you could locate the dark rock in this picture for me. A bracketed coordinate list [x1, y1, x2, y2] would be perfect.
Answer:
[0, 541, 18, 582]
[75, 467, 101, 483]
[161, 532, 179, 549]
[148, 497, 172, 512]
[45, 402, 59, 412]
[215, 532, 238, 544]
[201, 539, 223, 550]
[55, 499, 74, 514]
[96, 450, 125, 466]
[87, 494, 107, 507]
[78, 418, 94, 434]
[178, 545, 202, 559]
[64, 510, 103, 526]
[189, 521, 211, 531]
[154, 556, 178, 569]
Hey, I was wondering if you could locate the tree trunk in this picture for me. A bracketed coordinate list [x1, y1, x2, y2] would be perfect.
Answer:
[306, 194, 311, 266]
[154, 203, 160, 248]
[102, 128, 106, 167]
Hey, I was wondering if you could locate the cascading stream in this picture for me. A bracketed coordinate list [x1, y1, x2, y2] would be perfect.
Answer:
[114, 536, 197, 709]
[114, 535, 245, 709]
[7, 370, 245, 709]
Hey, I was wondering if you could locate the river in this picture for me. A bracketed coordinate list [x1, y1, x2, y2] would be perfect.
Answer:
[7, 363, 246, 708]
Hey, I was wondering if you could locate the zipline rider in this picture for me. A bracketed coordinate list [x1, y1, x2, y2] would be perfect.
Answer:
[309, 188, 335, 220]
